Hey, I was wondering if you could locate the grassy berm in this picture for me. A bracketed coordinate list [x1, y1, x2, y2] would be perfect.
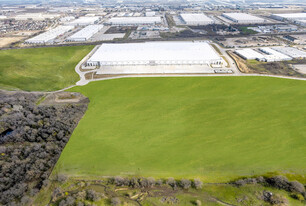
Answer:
[0, 45, 93, 91]
[55, 77, 306, 182]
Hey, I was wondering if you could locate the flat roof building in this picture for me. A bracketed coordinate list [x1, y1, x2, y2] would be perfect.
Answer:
[87, 41, 223, 67]
[235, 48, 265, 60]
[68, 17, 100, 26]
[14, 13, 60, 21]
[235, 47, 293, 62]
[25, 25, 74, 44]
[67, 25, 103, 42]
[271, 13, 306, 21]
[180, 13, 214, 25]
[272, 47, 306, 59]
[259, 47, 292, 61]
[107, 17, 162, 26]
[146, 11, 156, 17]
[222, 13, 265, 24]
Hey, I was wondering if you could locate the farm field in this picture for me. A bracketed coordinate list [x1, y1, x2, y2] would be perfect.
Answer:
[55, 76, 306, 182]
[0, 45, 93, 91]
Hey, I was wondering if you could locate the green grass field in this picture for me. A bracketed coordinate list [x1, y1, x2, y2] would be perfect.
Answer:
[55, 77, 306, 182]
[0, 45, 93, 91]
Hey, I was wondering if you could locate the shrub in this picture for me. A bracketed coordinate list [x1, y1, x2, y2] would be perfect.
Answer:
[289, 181, 305, 194]
[195, 200, 202, 206]
[193, 179, 203, 189]
[166, 177, 176, 188]
[57, 174, 68, 183]
[180, 179, 191, 189]
[291, 193, 305, 201]
[269, 194, 288, 205]
[111, 197, 121, 206]
[86, 190, 100, 201]
[147, 177, 156, 187]
[156, 179, 163, 186]
[114, 176, 126, 186]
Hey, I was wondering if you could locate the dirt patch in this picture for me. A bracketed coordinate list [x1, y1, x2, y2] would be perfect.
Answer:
[227, 51, 255, 73]
[0, 37, 24, 48]
[228, 50, 306, 78]
[105, 26, 137, 34]
[40, 92, 89, 105]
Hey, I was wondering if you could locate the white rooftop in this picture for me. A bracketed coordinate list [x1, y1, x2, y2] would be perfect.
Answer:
[259, 47, 292, 61]
[67, 25, 103, 41]
[223, 13, 264, 21]
[69, 16, 100, 25]
[235, 48, 265, 60]
[26, 25, 74, 44]
[108, 17, 162, 25]
[180, 13, 214, 24]
[272, 13, 306, 20]
[272, 47, 306, 58]
[88, 41, 222, 65]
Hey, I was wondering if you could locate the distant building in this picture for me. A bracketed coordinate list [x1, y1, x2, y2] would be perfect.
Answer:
[87, 41, 223, 66]
[296, 19, 306, 26]
[222, 13, 265, 24]
[271, 13, 306, 21]
[68, 17, 100, 26]
[145, 11, 156, 17]
[272, 47, 306, 59]
[235, 47, 292, 62]
[67, 25, 103, 42]
[107, 17, 162, 26]
[180, 13, 214, 25]
[25, 25, 74, 44]
[14, 13, 60, 21]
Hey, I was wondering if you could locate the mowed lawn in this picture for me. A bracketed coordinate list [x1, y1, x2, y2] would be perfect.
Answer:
[0, 45, 93, 91]
[55, 77, 306, 181]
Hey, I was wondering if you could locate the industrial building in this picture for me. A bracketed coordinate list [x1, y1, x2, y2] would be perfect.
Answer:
[235, 48, 265, 60]
[296, 20, 306, 26]
[259, 47, 292, 61]
[272, 47, 306, 59]
[68, 17, 100, 26]
[222, 13, 265, 24]
[235, 47, 292, 62]
[145, 11, 156, 17]
[14, 13, 60, 21]
[271, 13, 306, 21]
[67, 25, 103, 42]
[86, 41, 223, 67]
[25, 25, 74, 44]
[107, 17, 162, 26]
[180, 13, 214, 25]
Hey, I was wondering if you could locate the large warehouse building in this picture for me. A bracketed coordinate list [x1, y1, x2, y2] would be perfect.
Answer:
[68, 16, 100, 26]
[271, 13, 306, 21]
[86, 41, 223, 67]
[180, 13, 214, 25]
[222, 13, 265, 24]
[235, 47, 292, 62]
[67, 25, 103, 42]
[25, 25, 74, 44]
[107, 17, 162, 26]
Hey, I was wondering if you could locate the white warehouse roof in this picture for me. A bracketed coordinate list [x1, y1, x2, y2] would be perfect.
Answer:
[222, 13, 265, 23]
[271, 13, 306, 20]
[180, 13, 214, 25]
[107, 17, 162, 25]
[87, 41, 223, 66]
[68, 17, 100, 26]
[235, 48, 265, 60]
[272, 47, 306, 58]
[259, 47, 292, 61]
[25, 25, 74, 44]
[67, 25, 103, 42]
[14, 13, 60, 21]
